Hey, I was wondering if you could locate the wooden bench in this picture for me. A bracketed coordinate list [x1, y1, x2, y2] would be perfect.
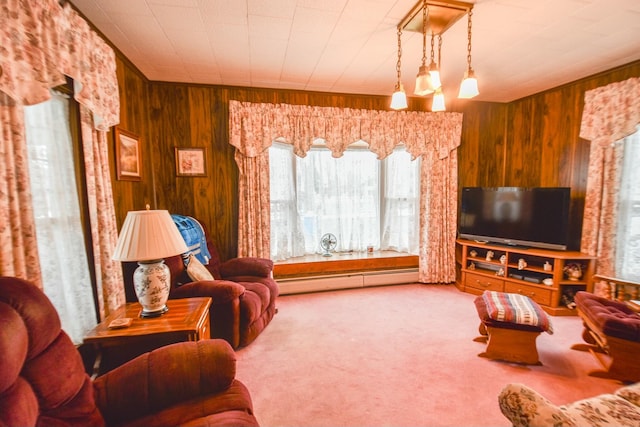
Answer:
[474, 291, 553, 365]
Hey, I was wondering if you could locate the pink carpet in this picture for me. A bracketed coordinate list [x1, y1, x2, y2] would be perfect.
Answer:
[235, 284, 622, 426]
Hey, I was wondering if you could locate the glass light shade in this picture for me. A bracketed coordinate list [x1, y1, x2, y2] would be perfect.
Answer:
[458, 69, 479, 99]
[432, 88, 446, 112]
[414, 65, 434, 96]
[390, 83, 408, 110]
[429, 67, 442, 90]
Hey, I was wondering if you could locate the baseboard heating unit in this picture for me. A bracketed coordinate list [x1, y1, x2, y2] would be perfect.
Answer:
[276, 268, 419, 295]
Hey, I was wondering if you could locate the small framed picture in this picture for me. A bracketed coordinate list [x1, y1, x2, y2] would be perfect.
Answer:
[175, 147, 207, 177]
[115, 128, 142, 181]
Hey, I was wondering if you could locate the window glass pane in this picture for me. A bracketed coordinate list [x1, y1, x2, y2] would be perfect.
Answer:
[616, 126, 640, 282]
[269, 143, 305, 261]
[382, 147, 421, 253]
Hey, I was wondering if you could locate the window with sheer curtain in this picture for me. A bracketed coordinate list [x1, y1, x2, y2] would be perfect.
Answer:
[616, 126, 640, 282]
[269, 141, 421, 261]
[24, 90, 97, 344]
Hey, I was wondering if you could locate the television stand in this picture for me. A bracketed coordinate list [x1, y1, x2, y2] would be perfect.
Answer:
[455, 239, 595, 316]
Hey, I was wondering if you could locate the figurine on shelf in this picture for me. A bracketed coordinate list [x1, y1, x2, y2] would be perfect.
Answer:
[518, 258, 527, 270]
[563, 263, 583, 281]
[468, 262, 476, 270]
[496, 267, 505, 277]
[469, 250, 478, 258]
[499, 254, 507, 265]
[543, 261, 552, 271]
[486, 250, 494, 261]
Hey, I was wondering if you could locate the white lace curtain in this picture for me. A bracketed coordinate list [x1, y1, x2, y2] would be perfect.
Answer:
[24, 91, 97, 343]
[269, 144, 420, 261]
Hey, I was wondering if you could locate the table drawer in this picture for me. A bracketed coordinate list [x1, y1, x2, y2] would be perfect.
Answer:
[466, 272, 504, 292]
[504, 282, 552, 306]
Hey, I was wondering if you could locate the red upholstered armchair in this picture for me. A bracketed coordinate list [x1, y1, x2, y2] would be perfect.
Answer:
[122, 216, 279, 349]
[0, 276, 259, 427]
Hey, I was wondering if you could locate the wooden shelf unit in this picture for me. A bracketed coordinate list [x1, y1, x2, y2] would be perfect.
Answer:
[456, 239, 595, 316]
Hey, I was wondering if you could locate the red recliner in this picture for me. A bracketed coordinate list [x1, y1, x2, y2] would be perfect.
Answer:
[122, 218, 279, 349]
[0, 276, 259, 427]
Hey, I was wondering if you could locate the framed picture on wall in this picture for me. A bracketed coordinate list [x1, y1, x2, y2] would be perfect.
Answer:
[175, 147, 207, 177]
[115, 128, 142, 181]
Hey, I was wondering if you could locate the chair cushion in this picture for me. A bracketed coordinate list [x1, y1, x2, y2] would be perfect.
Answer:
[575, 292, 640, 342]
[186, 253, 215, 282]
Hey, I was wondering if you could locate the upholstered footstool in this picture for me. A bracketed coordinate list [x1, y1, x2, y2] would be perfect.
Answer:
[474, 290, 553, 365]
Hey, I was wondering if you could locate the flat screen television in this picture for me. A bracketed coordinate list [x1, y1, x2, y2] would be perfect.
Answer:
[458, 186, 571, 250]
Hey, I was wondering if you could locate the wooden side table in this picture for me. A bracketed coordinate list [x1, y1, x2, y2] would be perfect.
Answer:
[84, 297, 211, 377]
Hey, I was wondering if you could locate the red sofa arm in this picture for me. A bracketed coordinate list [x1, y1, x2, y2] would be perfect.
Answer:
[170, 279, 245, 304]
[220, 257, 273, 279]
[93, 340, 236, 426]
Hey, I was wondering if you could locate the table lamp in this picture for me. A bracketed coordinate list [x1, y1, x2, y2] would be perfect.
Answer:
[112, 208, 188, 317]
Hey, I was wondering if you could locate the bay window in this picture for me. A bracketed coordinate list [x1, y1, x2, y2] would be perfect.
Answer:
[269, 140, 420, 262]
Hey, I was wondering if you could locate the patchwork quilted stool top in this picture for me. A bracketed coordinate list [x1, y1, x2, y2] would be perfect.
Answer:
[475, 290, 553, 334]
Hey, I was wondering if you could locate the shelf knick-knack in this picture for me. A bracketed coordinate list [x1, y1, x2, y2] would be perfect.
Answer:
[518, 258, 527, 270]
[563, 263, 582, 281]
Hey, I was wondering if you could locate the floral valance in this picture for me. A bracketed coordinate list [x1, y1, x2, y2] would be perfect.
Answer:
[229, 100, 463, 160]
[579, 77, 640, 148]
[0, 0, 119, 130]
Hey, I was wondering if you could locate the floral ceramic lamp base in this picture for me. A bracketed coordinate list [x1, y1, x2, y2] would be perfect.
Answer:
[133, 260, 171, 318]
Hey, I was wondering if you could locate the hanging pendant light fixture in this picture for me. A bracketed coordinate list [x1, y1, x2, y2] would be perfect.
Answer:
[392, 0, 477, 110]
[458, 8, 479, 99]
[413, 0, 433, 96]
[390, 26, 408, 110]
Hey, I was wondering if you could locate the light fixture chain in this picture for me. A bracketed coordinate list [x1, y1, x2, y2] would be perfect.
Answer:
[466, 9, 473, 68]
[421, 0, 428, 65]
[396, 27, 402, 81]
[430, 33, 436, 64]
[437, 34, 442, 69]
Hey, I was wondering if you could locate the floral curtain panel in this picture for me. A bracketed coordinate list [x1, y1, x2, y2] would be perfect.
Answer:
[579, 77, 640, 277]
[0, 94, 42, 282]
[0, 0, 123, 317]
[229, 100, 463, 283]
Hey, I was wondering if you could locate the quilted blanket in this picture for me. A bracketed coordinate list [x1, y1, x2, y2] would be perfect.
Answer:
[482, 290, 553, 334]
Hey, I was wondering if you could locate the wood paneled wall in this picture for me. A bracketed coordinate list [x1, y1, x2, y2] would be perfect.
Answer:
[112, 53, 640, 260]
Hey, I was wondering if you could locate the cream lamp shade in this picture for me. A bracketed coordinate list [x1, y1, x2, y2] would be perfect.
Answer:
[113, 209, 188, 317]
[113, 209, 188, 262]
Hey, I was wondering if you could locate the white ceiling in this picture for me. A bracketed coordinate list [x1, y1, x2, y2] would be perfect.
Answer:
[69, 0, 640, 103]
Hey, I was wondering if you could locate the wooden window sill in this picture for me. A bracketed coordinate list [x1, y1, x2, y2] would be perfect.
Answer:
[273, 251, 418, 279]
